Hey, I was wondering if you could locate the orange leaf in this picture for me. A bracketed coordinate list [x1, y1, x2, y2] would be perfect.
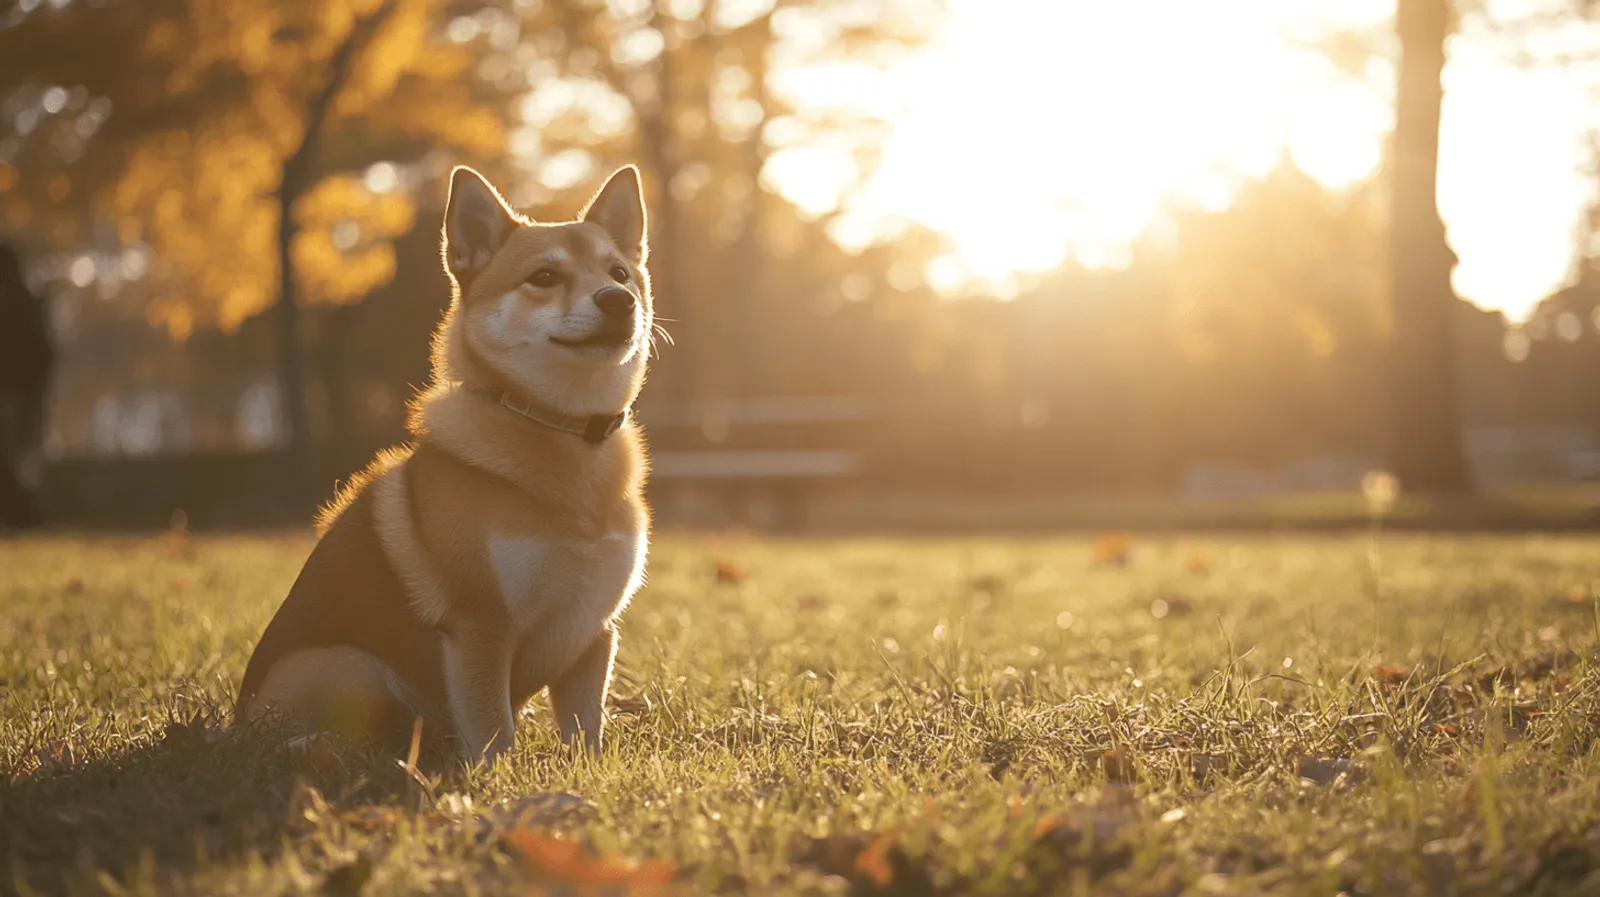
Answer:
[505, 829, 675, 893]
[1092, 533, 1134, 567]
[854, 830, 899, 889]
[1102, 749, 1139, 783]
[1374, 663, 1413, 686]
[712, 559, 749, 585]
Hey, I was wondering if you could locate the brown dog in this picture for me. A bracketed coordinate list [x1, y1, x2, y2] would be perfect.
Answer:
[236, 165, 653, 765]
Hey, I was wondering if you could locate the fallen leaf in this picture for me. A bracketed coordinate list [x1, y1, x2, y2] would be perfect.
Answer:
[854, 830, 899, 889]
[1374, 663, 1413, 686]
[1101, 749, 1139, 784]
[63, 577, 85, 595]
[712, 559, 748, 585]
[1092, 533, 1134, 567]
[505, 829, 676, 893]
[1184, 549, 1213, 575]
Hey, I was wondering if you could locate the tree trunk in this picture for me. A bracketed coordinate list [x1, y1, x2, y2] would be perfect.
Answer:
[276, 188, 313, 492]
[636, 29, 687, 405]
[729, 16, 773, 396]
[1388, 0, 1471, 492]
[274, 0, 396, 496]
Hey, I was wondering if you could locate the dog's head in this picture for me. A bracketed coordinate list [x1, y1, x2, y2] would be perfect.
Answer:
[437, 165, 652, 417]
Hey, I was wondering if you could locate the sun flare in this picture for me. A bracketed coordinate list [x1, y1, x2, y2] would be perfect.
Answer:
[768, 0, 1599, 318]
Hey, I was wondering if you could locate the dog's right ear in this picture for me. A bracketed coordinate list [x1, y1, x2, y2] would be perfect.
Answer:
[442, 166, 517, 285]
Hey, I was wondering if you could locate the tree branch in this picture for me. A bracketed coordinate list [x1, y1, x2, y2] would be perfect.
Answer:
[280, 0, 401, 201]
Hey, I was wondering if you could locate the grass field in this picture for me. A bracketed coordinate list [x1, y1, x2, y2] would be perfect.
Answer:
[5, 530, 1600, 895]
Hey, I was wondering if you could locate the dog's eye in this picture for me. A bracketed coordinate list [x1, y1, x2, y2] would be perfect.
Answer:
[609, 265, 630, 284]
[528, 268, 559, 288]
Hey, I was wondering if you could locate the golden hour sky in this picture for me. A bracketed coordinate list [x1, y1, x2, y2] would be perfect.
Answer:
[768, 0, 1600, 320]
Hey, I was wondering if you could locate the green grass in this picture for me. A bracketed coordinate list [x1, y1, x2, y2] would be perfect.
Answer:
[5, 531, 1600, 895]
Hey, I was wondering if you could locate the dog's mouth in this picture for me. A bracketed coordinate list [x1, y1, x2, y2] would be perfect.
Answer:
[549, 327, 633, 351]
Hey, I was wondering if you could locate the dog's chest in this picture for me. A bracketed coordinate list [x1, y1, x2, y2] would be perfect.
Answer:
[485, 530, 645, 635]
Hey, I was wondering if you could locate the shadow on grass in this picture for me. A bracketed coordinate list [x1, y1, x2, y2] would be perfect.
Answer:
[0, 715, 425, 896]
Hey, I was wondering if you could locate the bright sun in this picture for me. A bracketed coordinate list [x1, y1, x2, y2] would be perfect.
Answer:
[766, 0, 1598, 319]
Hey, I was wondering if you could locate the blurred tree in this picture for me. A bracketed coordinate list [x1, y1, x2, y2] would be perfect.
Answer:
[1388, 0, 1472, 493]
[0, 0, 506, 482]
[1321, 0, 1600, 492]
[1507, 132, 1600, 433]
[1167, 162, 1390, 465]
[492, 0, 939, 407]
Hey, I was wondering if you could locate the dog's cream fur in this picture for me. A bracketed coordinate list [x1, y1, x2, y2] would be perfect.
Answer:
[236, 165, 654, 763]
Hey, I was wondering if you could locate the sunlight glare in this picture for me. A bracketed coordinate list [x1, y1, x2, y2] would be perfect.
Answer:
[802, 0, 1394, 289]
[767, 0, 1600, 318]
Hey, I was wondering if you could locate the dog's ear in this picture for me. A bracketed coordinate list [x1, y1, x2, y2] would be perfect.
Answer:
[582, 165, 647, 263]
[442, 166, 517, 285]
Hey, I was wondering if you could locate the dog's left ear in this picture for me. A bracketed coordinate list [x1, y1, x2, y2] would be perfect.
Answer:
[443, 165, 518, 285]
[582, 165, 647, 263]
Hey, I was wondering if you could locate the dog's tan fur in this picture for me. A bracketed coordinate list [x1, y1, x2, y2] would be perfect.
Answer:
[236, 165, 654, 763]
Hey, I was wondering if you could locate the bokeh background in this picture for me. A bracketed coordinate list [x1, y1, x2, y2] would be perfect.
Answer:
[3, 0, 1600, 531]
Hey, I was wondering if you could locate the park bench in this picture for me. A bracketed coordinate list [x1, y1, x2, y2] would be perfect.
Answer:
[639, 396, 868, 527]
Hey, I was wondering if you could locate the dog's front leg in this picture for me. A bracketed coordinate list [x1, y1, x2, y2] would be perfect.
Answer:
[442, 627, 515, 768]
[548, 624, 617, 755]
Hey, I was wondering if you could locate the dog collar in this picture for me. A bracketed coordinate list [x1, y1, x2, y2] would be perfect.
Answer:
[468, 386, 629, 444]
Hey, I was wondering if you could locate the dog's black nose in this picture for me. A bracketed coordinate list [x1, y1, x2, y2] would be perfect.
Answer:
[594, 287, 635, 317]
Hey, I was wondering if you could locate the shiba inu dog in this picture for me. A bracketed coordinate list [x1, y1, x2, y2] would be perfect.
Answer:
[236, 164, 654, 765]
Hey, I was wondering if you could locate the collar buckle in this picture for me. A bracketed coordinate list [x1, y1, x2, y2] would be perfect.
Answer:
[583, 410, 629, 444]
